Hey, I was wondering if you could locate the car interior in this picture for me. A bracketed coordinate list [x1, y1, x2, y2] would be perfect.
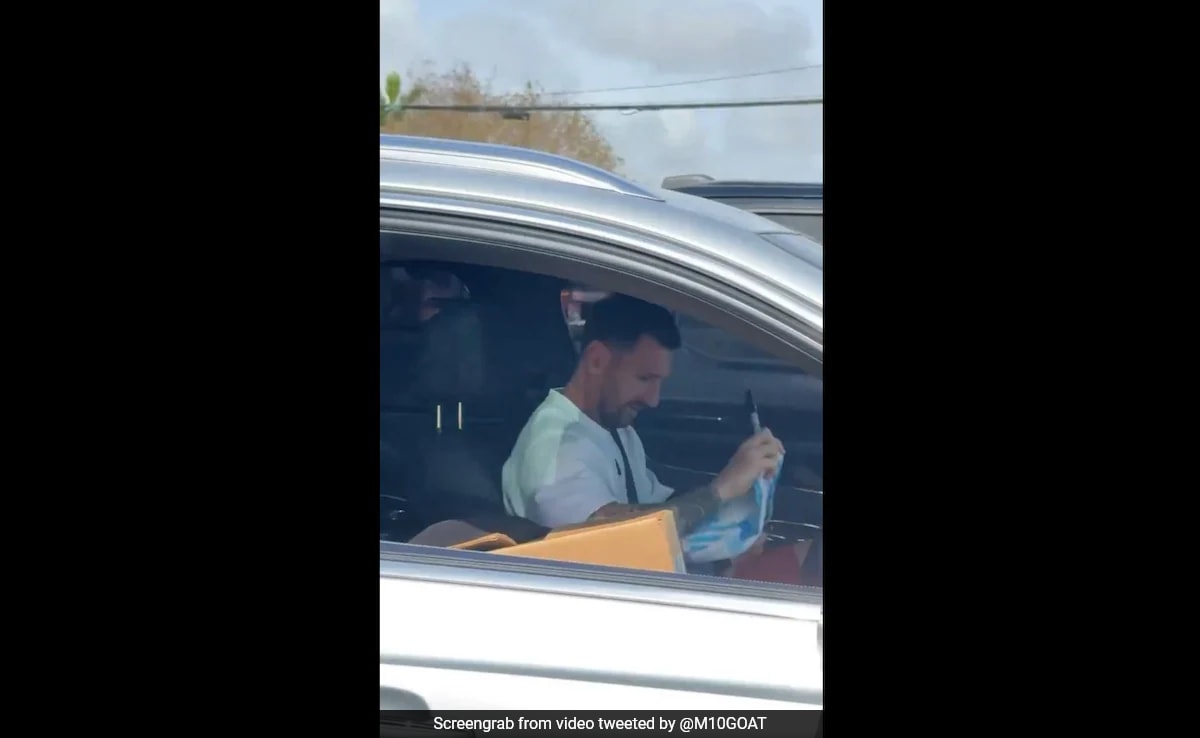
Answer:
[380, 244, 822, 585]
[380, 258, 580, 540]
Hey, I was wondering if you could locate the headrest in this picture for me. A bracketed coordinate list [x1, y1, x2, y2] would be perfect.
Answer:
[381, 264, 472, 330]
[409, 301, 486, 401]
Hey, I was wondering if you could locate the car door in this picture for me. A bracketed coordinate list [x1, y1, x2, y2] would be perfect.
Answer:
[380, 544, 823, 710]
[380, 199, 823, 712]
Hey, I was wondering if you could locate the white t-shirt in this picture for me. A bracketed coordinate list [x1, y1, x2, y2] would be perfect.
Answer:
[502, 389, 675, 527]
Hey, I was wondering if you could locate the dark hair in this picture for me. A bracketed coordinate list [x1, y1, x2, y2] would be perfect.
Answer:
[581, 294, 681, 352]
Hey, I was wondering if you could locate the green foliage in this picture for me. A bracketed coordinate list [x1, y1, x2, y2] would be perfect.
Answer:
[380, 71, 426, 126]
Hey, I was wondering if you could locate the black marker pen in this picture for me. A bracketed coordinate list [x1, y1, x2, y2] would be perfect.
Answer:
[745, 389, 761, 434]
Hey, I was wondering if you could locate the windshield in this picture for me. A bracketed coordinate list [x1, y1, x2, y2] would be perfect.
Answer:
[762, 232, 823, 269]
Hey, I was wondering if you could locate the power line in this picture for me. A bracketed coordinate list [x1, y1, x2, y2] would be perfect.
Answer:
[393, 97, 821, 114]
[542, 63, 823, 97]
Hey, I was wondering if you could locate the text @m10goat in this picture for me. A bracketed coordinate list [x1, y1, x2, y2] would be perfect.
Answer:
[432, 716, 771, 733]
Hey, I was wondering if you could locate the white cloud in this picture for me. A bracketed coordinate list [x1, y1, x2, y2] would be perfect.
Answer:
[380, 0, 823, 183]
[526, 0, 814, 74]
[602, 109, 710, 185]
[379, 0, 420, 74]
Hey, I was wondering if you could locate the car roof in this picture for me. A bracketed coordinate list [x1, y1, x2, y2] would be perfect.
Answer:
[378, 135, 822, 328]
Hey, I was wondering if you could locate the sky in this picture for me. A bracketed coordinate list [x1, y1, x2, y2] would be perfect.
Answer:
[380, 0, 823, 186]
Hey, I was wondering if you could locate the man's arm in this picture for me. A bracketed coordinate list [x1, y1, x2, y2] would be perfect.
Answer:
[589, 428, 786, 535]
[587, 482, 723, 537]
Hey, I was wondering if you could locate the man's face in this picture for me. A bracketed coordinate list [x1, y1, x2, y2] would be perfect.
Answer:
[596, 335, 673, 429]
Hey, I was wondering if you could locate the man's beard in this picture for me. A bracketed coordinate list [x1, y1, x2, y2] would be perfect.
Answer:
[596, 406, 622, 430]
[597, 402, 640, 430]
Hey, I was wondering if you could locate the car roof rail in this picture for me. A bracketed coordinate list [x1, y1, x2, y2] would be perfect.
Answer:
[716, 179, 823, 187]
[661, 174, 716, 189]
[380, 134, 660, 200]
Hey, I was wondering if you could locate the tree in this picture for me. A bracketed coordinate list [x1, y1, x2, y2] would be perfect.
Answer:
[380, 71, 426, 127]
[379, 64, 622, 173]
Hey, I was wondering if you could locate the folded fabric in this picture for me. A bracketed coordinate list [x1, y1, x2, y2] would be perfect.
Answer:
[680, 453, 783, 565]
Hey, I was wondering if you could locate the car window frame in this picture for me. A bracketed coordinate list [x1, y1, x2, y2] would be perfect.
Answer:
[379, 207, 822, 599]
[379, 206, 822, 375]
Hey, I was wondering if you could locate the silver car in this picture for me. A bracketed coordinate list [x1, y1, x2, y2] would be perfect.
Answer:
[379, 134, 823, 710]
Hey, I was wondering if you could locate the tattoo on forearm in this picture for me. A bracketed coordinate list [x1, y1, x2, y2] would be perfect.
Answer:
[588, 484, 722, 537]
[666, 483, 723, 535]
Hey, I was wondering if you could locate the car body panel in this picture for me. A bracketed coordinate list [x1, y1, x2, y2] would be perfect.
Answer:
[379, 158, 823, 331]
[379, 189, 822, 363]
[379, 136, 823, 710]
[381, 544, 822, 709]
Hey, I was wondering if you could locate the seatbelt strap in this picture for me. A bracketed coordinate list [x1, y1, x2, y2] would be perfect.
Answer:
[610, 429, 639, 505]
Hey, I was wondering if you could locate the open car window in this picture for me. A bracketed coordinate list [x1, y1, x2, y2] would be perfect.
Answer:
[558, 283, 822, 414]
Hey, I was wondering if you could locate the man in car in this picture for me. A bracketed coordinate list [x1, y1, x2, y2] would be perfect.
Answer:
[501, 293, 785, 545]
